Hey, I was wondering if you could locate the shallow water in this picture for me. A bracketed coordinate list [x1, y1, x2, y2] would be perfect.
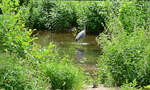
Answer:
[35, 31, 101, 73]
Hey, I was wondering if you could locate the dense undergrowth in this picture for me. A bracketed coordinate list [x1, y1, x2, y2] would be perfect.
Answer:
[26, 1, 110, 34]
[97, 0, 150, 89]
[26, 0, 150, 35]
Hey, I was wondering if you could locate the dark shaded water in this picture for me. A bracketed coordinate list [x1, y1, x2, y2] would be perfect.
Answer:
[35, 31, 101, 73]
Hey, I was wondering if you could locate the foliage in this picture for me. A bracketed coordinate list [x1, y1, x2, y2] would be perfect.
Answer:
[19, 0, 30, 6]
[0, 53, 46, 90]
[26, 0, 56, 30]
[120, 80, 138, 90]
[79, 2, 108, 34]
[119, 1, 150, 33]
[27, 1, 110, 34]
[23, 1, 150, 35]
[97, 1, 150, 87]
[50, 2, 78, 32]
[98, 26, 150, 87]
[26, 44, 85, 90]
[27, 43, 58, 68]
[0, 0, 34, 57]
[43, 58, 85, 90]
[27, 1, 77, 31]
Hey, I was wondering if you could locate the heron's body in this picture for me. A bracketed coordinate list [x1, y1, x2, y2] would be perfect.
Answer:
[75, 20, 86, 42]
[75, 30, 86, 42]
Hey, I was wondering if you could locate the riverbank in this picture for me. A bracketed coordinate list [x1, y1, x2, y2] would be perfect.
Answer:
[83, 84, 120, 90]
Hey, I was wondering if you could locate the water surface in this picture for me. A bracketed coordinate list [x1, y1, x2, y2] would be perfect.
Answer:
[35, 31, 101, 73]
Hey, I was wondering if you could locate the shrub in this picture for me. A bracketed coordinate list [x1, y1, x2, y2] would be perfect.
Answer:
[27, 1, 77, 31]
[50, 1, 78, 32]
[76, 1, 108, 35]
[0, 53, 46, 90]
[119, 1, 150, 33]
[27, 43, 58, 66]
[43, 60, 85, 90]
[97, 1, 150, 86]
[97, 22, 150, 87]
[120, 80, 138, 90]
[19, 0, 30, 6]
[26, 1, 111, 34]
[26, 0, 56, 30]
[0, 0, 34, 57]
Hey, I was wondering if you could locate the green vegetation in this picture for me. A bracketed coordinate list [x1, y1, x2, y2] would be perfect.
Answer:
[119, 1, 150, 33]
[0, 53, 46, 90]
[0, 0, 150, 89]
[0, 0, 33, 57]
[97, 0, 150, 89]
[26, 1, 109, 34]
[44, 61, 84, 90]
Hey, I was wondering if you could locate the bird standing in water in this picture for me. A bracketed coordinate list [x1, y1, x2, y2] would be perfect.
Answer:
[75, 19, 87, 42]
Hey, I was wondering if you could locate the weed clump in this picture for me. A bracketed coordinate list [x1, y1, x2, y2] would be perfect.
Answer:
[44, 61, 85, 90]
[97, 1, 150, 87]
[0, 54, 46, 90]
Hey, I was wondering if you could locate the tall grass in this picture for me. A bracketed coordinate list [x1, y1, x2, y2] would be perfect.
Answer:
[97, 0, 150, 88]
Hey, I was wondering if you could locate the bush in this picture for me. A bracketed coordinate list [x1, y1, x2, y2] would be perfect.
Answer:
[27, 1, 77, 31]
[26, 0, 56, 30]
[120, 80, 138, 90]
[97, 19, 150, 87]
[0, 0, 34, 57]
[27, 44, 85, 90]
[26, 1, 110, 34]
[43, 60, 85, 90]
[119, 1, 150, 33]
[97, 1, 150, 86]
[50, 2, 78, 32]
[0, 53, 46, 90]
[82, 2, 108, 34]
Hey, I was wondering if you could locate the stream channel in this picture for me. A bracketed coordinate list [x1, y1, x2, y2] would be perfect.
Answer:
[35, 31, 101, 74]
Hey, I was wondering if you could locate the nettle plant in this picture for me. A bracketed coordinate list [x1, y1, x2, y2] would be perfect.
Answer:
[0, 0, 34, 57]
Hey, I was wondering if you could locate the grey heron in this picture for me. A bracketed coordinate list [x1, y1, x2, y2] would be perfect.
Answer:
[75, 19, 87, 42]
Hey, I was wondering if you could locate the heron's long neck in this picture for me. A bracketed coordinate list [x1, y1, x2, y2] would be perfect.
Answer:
[84, 23, 86, 31]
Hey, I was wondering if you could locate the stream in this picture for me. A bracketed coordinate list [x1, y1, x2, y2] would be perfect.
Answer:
[35, 31, 101, 74]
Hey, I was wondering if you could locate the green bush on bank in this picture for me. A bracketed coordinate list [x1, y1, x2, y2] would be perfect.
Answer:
[0, 53, 47, 90]
[0, 0, 33, 57]
[119, 1, 150, 33]
[26, 0, 56, 30]
[25, 1, 150, 35]
[50, 2, 78, 32]
[27, 1, 110, 34]
[27, 1, 77, 31]
[43, 60, 85, 90]
[97, 1, 150, 87]
[98, 28, 150, 86]
[86, 2, 109, 34]
[28, 44, 85, 90]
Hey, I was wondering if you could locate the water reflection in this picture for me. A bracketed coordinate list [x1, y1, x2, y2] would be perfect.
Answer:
[35, 31, 101, 73]
[76, 48, 85, 61]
